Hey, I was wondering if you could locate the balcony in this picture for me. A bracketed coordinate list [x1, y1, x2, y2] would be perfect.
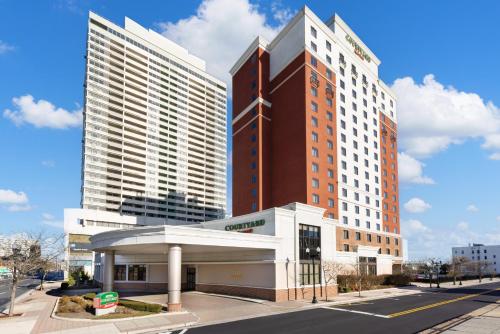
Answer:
[310, 76, 320, 88]
[325, 87, 334, 98]
[339, 58, 346, 68]
[362, 79, 368, 88]
[351, 71, 358, 79]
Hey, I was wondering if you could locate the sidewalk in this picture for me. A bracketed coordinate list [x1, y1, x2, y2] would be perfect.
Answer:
[422, 299, 500, 333]
[0, 283, 197, 334]
[411, 277, 500, 290]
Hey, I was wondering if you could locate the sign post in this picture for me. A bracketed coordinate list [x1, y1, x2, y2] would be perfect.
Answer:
[93, 291, 119, 316]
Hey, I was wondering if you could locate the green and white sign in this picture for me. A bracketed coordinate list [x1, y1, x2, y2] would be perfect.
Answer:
[93, 291, 119, 309]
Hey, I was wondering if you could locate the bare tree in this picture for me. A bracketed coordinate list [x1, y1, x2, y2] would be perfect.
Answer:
[0, 231, 64, 316]
[321, 261, 345, 301]
[450, 256, 468, 285]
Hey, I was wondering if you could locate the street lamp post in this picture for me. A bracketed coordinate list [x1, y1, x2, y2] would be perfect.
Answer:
[436, 261, 442, 288]
[306, 246, 321, 304]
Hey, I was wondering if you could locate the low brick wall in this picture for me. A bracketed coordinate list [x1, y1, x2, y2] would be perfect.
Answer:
[196, 283, 338, 302]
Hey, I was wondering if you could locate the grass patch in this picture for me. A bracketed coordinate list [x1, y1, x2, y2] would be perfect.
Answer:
[56, 294, 162, 320]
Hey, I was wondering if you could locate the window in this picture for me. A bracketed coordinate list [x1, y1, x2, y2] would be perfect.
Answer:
[342, 216, 348, 224]
[386, 237, 390, 244]
[343, 230, 349, 239]
[299, 224, 321, 285]
[311, 101, 318, 112]
[367, 234, 372, 242]
[312, 116, 318, 127]
[327, 169, 334, 178]
[328, 198, 334, 208]
[326, 40, 331, 51]
[326, 68, 332, 80]
[114, 265, 126, 281]
[312, 147, 319, 157]
[251, 134, 256, 142]
[312, 194, 320, 203]
[251, 175, 257, 183]
[377, 235, 382, 243]
[328, 183, 334, 193]
[311, 87, 318, 96]
[311, 41, 317, 52]
[310, 26, 317, 38]
[343, 244, 350, 252]
[128, 265, 146, 281]
[312, 132, 318, 142]
[312, 163, 319, 172]
[311, 55, 317, 67]
[312, 178, 319, 188]
[355, 232, 361, 240]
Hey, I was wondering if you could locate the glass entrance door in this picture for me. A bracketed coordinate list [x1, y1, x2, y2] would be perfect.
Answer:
[186, 267, 196, 291]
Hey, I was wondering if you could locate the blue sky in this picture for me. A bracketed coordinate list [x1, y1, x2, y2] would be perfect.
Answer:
[0, 0, 499, 259]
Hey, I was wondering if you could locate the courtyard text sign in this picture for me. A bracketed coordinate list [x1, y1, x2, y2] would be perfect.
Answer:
[224, 219, 265, 232]
[345, 34, 371, 63]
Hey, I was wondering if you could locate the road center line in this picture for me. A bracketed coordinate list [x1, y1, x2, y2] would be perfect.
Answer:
[322, 306, 390, 319]
[387, 287, 500, 318]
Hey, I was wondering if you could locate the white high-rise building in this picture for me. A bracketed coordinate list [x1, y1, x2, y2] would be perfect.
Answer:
[82, 12, 227, 223]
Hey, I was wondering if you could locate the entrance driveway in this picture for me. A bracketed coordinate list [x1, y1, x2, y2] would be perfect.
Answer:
[121, 291, 279, 323]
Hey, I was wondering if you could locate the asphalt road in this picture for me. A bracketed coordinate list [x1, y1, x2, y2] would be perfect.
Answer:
[0, 277, 39, 311]
[187, 281, 500, 334]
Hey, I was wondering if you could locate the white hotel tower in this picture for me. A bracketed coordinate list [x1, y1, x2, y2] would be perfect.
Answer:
[82, 12, 227, 223]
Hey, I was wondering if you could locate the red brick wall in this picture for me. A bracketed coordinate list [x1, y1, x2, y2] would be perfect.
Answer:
[379, 113, 400, 256]
[232, 48, 271, 216]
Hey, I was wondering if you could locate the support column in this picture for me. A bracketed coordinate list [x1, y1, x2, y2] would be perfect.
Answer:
[168, 244, 182, 312]
[103, 250, 115, 292]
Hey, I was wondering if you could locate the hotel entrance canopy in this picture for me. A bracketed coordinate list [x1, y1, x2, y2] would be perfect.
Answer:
[90, 224, 281, 255]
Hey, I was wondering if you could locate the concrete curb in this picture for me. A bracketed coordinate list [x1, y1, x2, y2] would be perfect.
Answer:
[50, 296, 193, 323]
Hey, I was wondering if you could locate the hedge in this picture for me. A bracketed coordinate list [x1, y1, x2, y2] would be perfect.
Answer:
[82, 292, 96, 300]
[118, 299, 162, 313]
[337, 274, 411, 292]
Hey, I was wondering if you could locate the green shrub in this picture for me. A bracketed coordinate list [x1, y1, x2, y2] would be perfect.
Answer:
[383, 274, 411, 286]
[67, 275, 76, 287]
[61, 282, 69, 290]
[119, 299, 162, 313]
[82, 292, 96, 300]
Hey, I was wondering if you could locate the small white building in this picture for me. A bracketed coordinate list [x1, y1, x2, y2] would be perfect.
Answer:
[452, 243, 500, 274]
[65, 203, 397, 310]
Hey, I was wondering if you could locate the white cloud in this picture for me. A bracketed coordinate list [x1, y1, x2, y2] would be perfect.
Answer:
[404, 197, 431, 213]
[0, 189, 28, 204]
[41, 160, 56, 168]
[158, 0, 288, 87]
[42, 213, 55, 220]
[488, 152, 500, 160]
[271, 1, 295, 25]
[0, 40, 15, 54]
[398, 152, 434, 184]
[392, 74, 500, 159]
[466, 204, 479, 212]
[0, 189, 33, 212]
[457, 221, 469, 231]
[7, 204, 33, 212]
[41, 213, 63, 228]
[3, 95, 82, 129]
[42, 220, 63, 228]
[403, 219, 431, 236]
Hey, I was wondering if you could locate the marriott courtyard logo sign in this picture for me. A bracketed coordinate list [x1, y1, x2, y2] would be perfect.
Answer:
[225, 219, 265, 233]
[345, 35, 371, 63]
